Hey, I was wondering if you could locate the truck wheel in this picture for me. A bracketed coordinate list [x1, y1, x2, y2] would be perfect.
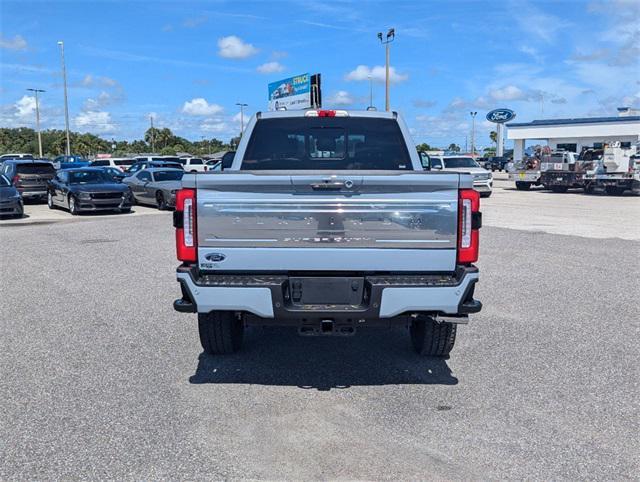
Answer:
[515, 181, 531, 191]
[410, 316, 456, 357]
[605, 186, 625, 196]
[198, 311, 244, 355]
[583, 183, 595, 194]
[551, 186, 568, 193]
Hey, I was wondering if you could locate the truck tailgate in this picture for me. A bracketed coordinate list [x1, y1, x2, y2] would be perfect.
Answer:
[194, 172, 460, 272]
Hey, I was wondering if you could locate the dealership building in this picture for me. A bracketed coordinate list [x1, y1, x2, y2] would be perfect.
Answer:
[507, 107, 640, 160]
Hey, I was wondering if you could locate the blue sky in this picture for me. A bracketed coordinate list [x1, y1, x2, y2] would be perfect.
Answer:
[1, 0, 638, 148]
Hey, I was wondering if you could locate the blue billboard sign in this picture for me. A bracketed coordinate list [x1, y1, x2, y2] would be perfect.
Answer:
[268, 73, 311, 111]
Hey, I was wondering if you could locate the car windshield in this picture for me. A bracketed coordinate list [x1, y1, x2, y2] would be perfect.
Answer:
[153, 170, 183, 182]
[443, 157, 480, 168]
[241, 117, 412, 170]
[16, 163, 55, 174]
[0, 175, 10, 187]
[68, 171, 111, 184]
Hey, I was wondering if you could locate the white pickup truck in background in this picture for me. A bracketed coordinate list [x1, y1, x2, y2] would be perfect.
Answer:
[173, 109, 482, 357]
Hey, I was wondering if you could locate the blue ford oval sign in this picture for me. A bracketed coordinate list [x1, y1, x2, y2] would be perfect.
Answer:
[486, 109, 516, 123]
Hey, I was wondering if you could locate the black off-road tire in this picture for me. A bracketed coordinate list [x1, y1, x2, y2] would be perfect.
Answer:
[605, 186, 625, 196]
[198, 311, 244, 355]
[410, 316, 457, 357]
[515, 181, 531, 191]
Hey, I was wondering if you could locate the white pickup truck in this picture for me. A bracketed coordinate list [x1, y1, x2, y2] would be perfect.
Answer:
[173, 109, 482, 357]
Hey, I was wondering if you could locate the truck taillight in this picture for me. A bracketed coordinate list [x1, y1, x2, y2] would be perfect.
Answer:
[12, 175, 21, 185]
[174, 188, 197, 262]
[457, 189, 481, 264]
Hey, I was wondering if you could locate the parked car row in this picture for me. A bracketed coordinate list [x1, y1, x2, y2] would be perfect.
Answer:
[419, 153, 493, 197]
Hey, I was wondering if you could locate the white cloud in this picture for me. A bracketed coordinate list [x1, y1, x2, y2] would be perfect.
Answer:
[519, 45, 543, 63]
[80, 74, 118, 88]
[83, 91, 113, 110]
[182, 98, 224, 116]
[15, 95, 36, 119]
[327, 90, 354, 105]
[512, 2, 571, 43]
[217, 35, 258, 59]
[0, 34, 27, 51]
[75, 111, 115, 133]
[201, 119, 228, 133]
[488, 85, 529, 101]
[413, 99, 437, 108]
[271, 50, 288, 59]
[257, 61, 284, 74]
[345, 65, 408, 84]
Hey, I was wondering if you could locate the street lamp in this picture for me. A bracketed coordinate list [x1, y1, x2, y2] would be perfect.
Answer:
[26, 88, 45, 157]
[470, 111, 477, 157]
[57, 41, 71, 156]
[377, 28, 395, 112]
[236, 102, 248, 137]
[367, 73, 373, 109]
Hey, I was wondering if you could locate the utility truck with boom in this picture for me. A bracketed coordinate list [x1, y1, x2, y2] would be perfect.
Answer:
[586, 142, 639, 195]
[172, 109, 483, 357]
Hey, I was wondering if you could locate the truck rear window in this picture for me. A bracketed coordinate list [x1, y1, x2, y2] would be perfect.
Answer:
[241, 117, 412, 170]
[16, 163, 55, 174]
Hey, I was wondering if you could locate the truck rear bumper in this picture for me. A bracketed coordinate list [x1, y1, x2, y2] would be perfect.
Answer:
[174, 265, 481, 321]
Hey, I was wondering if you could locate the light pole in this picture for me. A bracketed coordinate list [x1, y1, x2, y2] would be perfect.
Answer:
[236, 103, 248, 137]
[368, 73, 373, 109]
[470, 111, 477, 157]
[57, 41, 71, 156]
[377, 28, 395, 111]
[149, 115, 155, 153]
[27, 88, 45, 157]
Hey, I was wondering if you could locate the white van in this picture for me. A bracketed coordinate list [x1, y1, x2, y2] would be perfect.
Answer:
[179, 157, 208, 173]
[89, 158, 136, 172]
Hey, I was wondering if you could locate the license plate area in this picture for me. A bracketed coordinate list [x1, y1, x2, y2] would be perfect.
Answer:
[286, 277, 365, 306]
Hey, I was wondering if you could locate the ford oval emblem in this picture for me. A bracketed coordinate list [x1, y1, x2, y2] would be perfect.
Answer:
[205, 253, 226, 262]
[486, 108, 516, 123]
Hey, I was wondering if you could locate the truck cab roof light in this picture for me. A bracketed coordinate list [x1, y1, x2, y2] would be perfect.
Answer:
[305, 110, 348, 117]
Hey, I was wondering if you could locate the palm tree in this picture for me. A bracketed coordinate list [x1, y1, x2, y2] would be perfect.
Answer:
[490, 131, 498, 147]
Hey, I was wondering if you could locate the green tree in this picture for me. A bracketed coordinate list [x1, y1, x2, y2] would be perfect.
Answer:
[416, 142, 433, 152]
[490, 131, 498, 146]
[160, 146, 177, 155]
[447, 143, 461, 152]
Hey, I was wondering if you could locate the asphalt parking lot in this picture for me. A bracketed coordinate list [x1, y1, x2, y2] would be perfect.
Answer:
[1, 175, 638, 479]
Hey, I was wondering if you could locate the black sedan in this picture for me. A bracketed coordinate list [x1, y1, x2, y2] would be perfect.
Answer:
[0, 174, 23, 218]
[47, 168, 133, 215]
[122, 168, 183, 210]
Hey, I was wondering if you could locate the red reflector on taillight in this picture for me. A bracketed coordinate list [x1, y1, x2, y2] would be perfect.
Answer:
[175, 188, 197, 262]
[318, 110, 336, 117]
[457, 189, 480, 264]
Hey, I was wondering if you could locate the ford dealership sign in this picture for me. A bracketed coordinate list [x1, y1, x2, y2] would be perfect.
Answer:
[486, 108, 516, 123]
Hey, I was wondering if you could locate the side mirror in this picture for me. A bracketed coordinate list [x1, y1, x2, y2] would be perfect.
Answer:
[418, 152, 431, 170]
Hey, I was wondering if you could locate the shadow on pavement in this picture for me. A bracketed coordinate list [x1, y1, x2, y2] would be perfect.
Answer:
[189, 326, 457, 390]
